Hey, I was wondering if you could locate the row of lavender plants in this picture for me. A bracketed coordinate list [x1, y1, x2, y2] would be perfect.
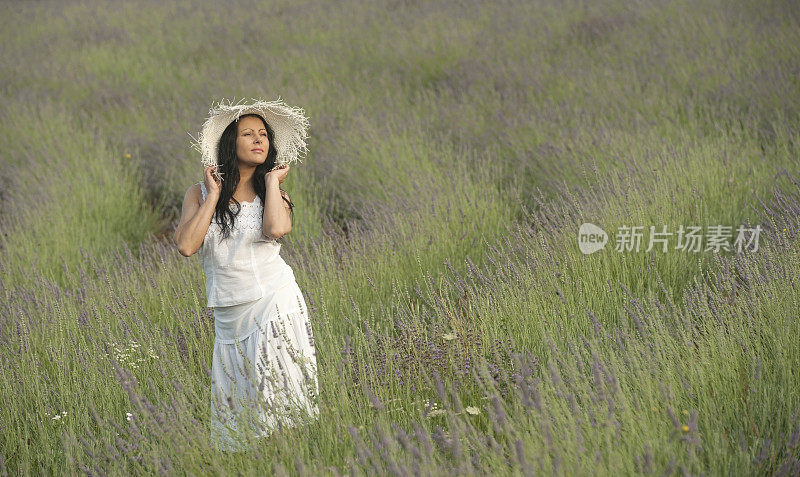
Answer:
[1, 0, 799, 474]
[1, 168, 797, 474]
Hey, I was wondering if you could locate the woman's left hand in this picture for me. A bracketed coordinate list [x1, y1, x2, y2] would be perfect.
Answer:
[266, 163, 290, 184]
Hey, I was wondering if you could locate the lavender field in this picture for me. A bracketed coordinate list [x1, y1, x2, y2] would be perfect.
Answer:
[1, 0, 799, 474]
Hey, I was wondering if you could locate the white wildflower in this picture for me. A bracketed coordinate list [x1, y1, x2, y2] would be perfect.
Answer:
[423, 398, 439, 410]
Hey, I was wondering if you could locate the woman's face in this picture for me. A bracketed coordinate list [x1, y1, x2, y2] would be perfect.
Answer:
[235, 115, 270, 166]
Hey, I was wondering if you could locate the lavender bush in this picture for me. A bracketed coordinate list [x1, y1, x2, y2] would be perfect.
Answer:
[1, 0, 799, 474]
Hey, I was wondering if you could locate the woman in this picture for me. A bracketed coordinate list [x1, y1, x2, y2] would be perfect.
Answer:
[173, 98, 318, 452]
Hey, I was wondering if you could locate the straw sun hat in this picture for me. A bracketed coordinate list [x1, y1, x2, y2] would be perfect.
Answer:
[189, 97, 310, 180]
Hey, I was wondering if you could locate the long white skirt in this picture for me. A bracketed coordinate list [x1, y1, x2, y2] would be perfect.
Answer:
[210, 279, 318, 452]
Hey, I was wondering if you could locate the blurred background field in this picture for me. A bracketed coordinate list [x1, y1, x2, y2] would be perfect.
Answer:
[1, 0, 799, 474]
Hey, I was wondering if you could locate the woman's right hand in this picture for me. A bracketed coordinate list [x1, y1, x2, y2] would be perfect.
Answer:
[204, 165, 222, 199]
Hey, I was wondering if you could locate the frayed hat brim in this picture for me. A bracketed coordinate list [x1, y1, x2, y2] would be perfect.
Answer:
[189, 97, 310, 169]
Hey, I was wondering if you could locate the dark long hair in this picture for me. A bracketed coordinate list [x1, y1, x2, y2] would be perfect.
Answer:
[213, 113, 294, 240]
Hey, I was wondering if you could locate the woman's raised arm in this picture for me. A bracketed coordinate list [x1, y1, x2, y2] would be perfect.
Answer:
[173, 168, 220, 256]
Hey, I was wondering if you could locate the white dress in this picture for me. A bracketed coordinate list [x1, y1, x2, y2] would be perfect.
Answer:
[197, 182, 319, 452]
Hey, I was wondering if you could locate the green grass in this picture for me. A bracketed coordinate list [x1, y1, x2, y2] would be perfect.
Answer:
[1, 0, 799, 474]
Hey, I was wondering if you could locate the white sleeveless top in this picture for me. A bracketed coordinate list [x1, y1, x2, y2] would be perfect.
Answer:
[197, 181, 296, 308]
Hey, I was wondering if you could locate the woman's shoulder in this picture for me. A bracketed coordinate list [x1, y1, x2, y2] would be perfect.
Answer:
[184, 182, 203, 206]
[194, 181, 208, 195]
